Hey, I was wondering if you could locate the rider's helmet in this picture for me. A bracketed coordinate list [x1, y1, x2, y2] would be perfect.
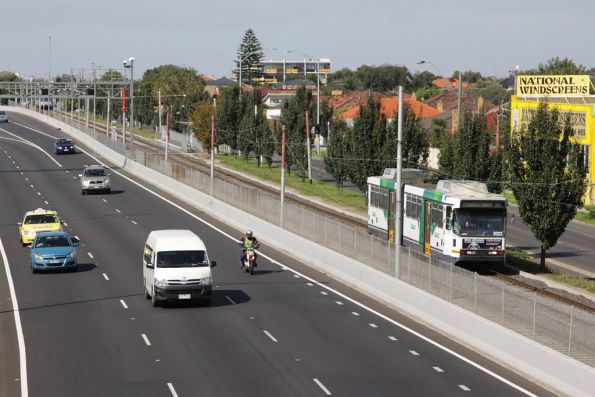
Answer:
[246, 229, 253, 237]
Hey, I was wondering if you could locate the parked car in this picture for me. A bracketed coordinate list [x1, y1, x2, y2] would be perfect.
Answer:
[30, 231, 79, 273]
[18, 208, 63, 246]
[55, 138, 76, 154]
[79, 165, 111, 195]
[0, 110, 8, 123]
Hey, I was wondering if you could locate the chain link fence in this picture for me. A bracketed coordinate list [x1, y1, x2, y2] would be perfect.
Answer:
[33, 107, 595, 367]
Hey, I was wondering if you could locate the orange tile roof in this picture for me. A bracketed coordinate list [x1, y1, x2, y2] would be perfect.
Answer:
[340, 97, 441, 120]
[432, 78, 470, 90]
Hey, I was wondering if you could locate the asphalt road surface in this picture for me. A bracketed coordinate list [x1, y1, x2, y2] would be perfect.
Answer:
[0, 112, 555, 396]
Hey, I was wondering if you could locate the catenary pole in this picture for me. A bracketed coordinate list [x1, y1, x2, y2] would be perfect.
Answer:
[158, 89, 162, 141]
[210, 113, 215, 199]
[281, 125, 286, 227]
[306, 110, 312, 182]
[395, 86, 404, 278]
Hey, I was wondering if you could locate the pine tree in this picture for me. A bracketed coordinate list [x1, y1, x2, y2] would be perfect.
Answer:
[509, 103, 587, 268]
[233, 29, 264, 86]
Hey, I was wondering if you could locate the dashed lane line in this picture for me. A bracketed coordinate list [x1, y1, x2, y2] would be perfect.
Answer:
[313, 378, 332, 395]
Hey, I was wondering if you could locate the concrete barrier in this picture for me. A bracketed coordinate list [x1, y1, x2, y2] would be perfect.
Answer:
[4, 106, 594, 397]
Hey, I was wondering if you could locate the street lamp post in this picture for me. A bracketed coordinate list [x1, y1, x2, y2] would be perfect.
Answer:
[123, 57, 135, 146]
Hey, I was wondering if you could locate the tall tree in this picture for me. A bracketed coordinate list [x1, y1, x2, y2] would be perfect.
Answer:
[324, 119, 350, 189]
[386, 105, 430, 169]
[234, 28, 264, 86]
[509, 103, 587, 268]
[280, 86, 313, 176]
[348, 97, 388, 192]
[216, 87, 241, 150]
[188, 101, 214, 150]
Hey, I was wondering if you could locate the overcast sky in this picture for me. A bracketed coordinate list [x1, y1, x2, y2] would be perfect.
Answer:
[2, 0, 594, 80]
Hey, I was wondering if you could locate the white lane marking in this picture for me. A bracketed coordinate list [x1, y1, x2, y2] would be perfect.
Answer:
[410, 350, 420, 356]
[30, 184, 34, 188]
[102, 273, 109, 281]
[87, 252, 94, 259]
[120, 300, 128, 309]
[459, 385, 470, 391]
[47, 131, 537, 397]
[433, 366, 444, 373]
[0, 125, 62, 167]
[351, 312, 360, 316]
[293, 274, 300, 278]
[167, 383, 179, 397]
[320, 291, 328, 296]
[115, 209, 121, 213]
[369, 323, 378, 328]
[72, 176, 77, 180]
[36, 192, 41, 196]
[225, 296, 236, 305]
[263, 330, 278, 342]
[141, 334, 152, 346]
[102, 199, 107, 203]
[306, 282, 314, 286]
[0, 238, 28, 397]
[44, 201, 49, 205]
[74, 236, 79, 240]
[63, 222, 68, 227]
[388, 336, 397, 341]
[335, 301, 343, 305]
[313, 378, 332, 395]
[131, 220, 137, 225]
[65, 170, 69, 173]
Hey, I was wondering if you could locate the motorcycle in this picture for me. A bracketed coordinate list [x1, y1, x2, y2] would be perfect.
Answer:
[240, 242, 260, 275]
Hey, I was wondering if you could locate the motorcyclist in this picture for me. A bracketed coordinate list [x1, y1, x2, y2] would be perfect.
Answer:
[239, 229, 260, 268]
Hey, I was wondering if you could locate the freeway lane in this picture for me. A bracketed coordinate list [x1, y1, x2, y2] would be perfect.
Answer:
[0, 113, 554, 396]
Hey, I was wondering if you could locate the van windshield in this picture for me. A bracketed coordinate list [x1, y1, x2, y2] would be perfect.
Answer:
[156, 250, 207, 268]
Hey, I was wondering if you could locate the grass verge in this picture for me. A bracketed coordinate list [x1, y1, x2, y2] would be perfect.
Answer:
[216, 154, 368, 213]
[506, 247, 595, 294]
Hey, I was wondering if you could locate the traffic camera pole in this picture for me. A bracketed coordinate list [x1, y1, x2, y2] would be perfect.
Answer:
[306, 110, 312, 183]
[280, 125, 287, 228]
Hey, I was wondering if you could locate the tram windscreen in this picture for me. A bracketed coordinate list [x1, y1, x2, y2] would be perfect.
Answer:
[453, 209, 505, 237]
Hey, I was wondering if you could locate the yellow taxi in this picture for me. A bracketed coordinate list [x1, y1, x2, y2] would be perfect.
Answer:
[18, 208, 63, 246]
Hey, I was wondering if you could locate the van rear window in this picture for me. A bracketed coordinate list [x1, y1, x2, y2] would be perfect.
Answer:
[157, 251, 207, 268]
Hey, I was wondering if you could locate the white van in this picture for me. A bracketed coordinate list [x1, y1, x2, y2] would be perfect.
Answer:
[143, 230, 216, 307]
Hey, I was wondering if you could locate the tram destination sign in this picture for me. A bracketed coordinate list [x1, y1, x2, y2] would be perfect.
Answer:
[516, 75, 590, 97]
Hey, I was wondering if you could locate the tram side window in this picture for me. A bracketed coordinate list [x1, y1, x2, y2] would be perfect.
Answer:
[370, 186, 388, 209]
[405, 194, 421, 220]
[430, 203, 443, 228]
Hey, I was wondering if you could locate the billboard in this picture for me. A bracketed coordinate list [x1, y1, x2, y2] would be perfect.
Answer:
[516, 75, 590, 97]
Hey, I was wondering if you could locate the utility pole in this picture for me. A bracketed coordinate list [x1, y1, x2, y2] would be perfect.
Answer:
[456, 71, 462, 131]
[395, 86, 404, 278]
[306, 110, 312, 182]
[316, 58, 320, 155]
[165, 108, 170, 163]
[280, 125, 286, 228]
[107, 93, 111, 139]
[48, 36, 51, 82]
[158, 89, 162, 140]
[210, 113, 215, 199]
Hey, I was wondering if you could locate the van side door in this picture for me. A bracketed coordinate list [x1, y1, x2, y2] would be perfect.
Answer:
[143, 244, 155, 293]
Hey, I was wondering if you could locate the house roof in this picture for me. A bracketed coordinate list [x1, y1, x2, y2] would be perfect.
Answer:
[339, 96, 441, 120]
[432, 78, 470, 90]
